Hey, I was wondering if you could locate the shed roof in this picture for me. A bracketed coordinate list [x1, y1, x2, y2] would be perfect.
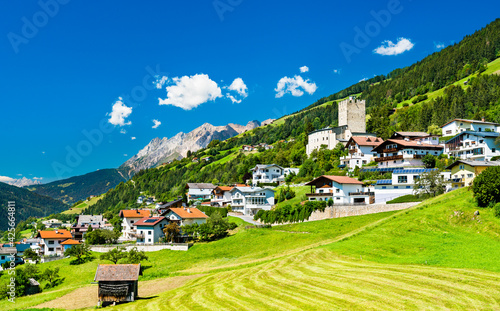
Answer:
[94, 264, 141, 281]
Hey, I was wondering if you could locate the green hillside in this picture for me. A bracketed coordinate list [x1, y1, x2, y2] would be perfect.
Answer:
[5, 188, 500, 310]
[28, 168, 127, 205]
[0, 182, 68, 231]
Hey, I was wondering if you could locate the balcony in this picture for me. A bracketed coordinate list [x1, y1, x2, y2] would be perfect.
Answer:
[348, 192, 375, 196]
[383, 148, 398, 153]
[306, 193, 332, 197]
[413, 154, 424, 159]
[349, 149, 358, 154]
[374, 155, 403, 162]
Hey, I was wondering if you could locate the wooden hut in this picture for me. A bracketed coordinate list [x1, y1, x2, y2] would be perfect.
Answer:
[94, 264, 141, 306]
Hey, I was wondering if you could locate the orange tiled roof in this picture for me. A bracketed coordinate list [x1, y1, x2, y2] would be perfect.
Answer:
[37, 230, 73, 239]
[60, 239, 80, 245]
[306, 175, 363, 186]
[168, 207, 208, 219]
[119, 209, 151, 218]
[217, 186, 233, 191]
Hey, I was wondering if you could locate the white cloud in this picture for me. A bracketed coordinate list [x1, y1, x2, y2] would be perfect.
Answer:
[0, 176, 15, 183]
[120, 129, 127, 134]
[158, 74, 222, 110]
[124, 154, 128, 157]
[152, 119, 161, 129]
[275, 75, 317, 98]
[155, 76, 169, 89]
[108, 98, 132, 126]
[359, 77, 368, 82]
[435, 42, 445, 49]
[333, 69, 340, 74]
[299, 66, 309, 73]
[131, 137, 136, 140]
[225, 77, 248, 104]
[227, 78, 248, 97]
[374, 38, 414, 56]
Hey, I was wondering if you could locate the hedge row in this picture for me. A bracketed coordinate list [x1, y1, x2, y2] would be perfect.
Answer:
[254, 201, 327, 224]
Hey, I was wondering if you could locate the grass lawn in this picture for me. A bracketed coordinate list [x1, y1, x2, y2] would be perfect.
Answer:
[19, 229, 32, 239]
[61, 195, 101, 215]
[7, 188, 500, 310]
[274, 185, 309, 208]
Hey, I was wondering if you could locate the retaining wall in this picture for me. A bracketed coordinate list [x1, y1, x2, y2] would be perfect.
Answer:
[90, 243, 190, 253]
[308, 202, 420, 221]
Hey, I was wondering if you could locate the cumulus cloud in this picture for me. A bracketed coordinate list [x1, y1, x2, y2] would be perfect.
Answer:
[225, 77, 248, 104]
[0, 176, 15, 183]
[155, 76, 169, 89]
[374, 38, 414, 56]
[299, 66, 309, 73]
[120, 129, 127, 134]
[275, 75, 317, 98]
[108, 98, 132, 126]
[152, 119, 161, 129]
[158, 74, 222, 110]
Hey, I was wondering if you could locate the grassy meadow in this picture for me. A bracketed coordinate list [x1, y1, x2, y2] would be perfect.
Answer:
[6, 188, 500, 310]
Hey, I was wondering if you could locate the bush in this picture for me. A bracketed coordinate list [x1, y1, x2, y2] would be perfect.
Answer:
[472, 166, 500, 207]
[254, 201, 326, 224]
[198, 206, 228, 217]
[494, 203, 500, 218]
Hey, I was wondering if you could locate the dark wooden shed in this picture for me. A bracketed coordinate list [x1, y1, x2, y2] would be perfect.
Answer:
[94, 264, 141, 306]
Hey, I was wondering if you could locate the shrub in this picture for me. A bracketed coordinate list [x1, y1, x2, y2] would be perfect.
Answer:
[198, 206, 228, 217]
[472, 166, 500, 207]
[494, 203, 500, 218]
[254, 201, 326, 224]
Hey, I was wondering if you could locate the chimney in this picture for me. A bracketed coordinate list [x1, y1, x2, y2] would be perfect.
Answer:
[55, 229, 58, 234]
[187, 208, 191, 213]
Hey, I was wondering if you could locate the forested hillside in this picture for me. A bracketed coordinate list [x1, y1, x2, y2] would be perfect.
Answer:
[0, 182, 68, 231]
[28, 168, 127, 205]
[85, 18, 500, 217]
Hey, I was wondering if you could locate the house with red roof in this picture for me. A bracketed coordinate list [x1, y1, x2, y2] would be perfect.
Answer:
[340, 136, 383, 170]
[371, 139, 443, 168]
[134, 217, 170, 244]
[305, 175, 374, 205]
[36, 229, 73, 256]
[211, 186, 233, 207]
[119, 209, 151, 240]
[161, 207, 208, 226]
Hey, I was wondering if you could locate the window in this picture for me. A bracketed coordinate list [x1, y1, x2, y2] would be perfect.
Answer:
[459, 165, 465, 170]
[148, 239, 151, 242]
[336, 197, 340, 200]
[406, 186, 411, 189]
[467, 174, 473, 178]
[49, 248, 54, 252]
[394, 186, 399, 189]
[131, 220, 134, 224]
[48, 240, 54, 244]
[493, 148, 497, 153]
[413, 175, 419, 181]
[382, 186, 387, 189]
[0, 256, 4, 260]
[398, 176, 408, 184]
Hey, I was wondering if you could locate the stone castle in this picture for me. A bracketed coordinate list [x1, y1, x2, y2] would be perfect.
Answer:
[338, 97, 366, 133]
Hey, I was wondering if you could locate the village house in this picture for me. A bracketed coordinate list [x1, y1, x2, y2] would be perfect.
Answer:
[0, 247, 18, 267]
[446, 160, 500, 189]
[211, 186, 233, 207]
[444, 131, 500, 161]
[119, 210, 151, 241]
[36, 229, 73, 256]
[201, 156, 212, 162]
[136, 196, 145, 204]
[241, 145, 254, 151]
[284, 167, 300, 177]
[77, 215, 105, 227]
[305, 175, 374, 205]
[134, 217, 170, 244]
[161, 207, 208, 226]
[186, 183, 216, 201]
[60, 239, 80, 252]
[95, 264, 141, 306]
[251, 164, 284, 185]
[71, 224, 100, 241]
[340, 136, 383, 169]
[229, 186, 275, 216]
[371, 139, 443, 168]
[157, 198, 184, 214]
[440, 118, 500, 136]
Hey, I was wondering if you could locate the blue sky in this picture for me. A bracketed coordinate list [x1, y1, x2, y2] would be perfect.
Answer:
[0, 0, 499, 183]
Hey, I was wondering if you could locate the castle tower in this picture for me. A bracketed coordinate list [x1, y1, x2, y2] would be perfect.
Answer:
[338, 97, 366, 133]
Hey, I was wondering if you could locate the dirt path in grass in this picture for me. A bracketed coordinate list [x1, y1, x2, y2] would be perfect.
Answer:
[34, 274, 204, 310]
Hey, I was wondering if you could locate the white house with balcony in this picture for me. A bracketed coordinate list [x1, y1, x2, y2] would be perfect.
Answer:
[444, 131, 500, 161]
[371, 139, 443, 168]
[161, 207, 209, 226]
[305, 175, 374, 205]
[440, 119, 499, 136]
[134, 217, 170, 244]
[185, 183, 216, 200]
[229, 187, 275, 215]
[36, 229, 73, 256]
[251, 164, 284, 185]
[340, 136, 383, 169]
[119, 209, 151, 240]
